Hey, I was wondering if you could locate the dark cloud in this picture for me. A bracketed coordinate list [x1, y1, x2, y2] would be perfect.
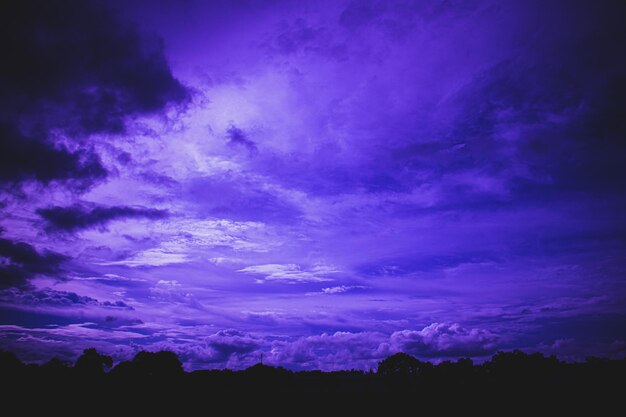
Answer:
[0, 123, 106, 188]
[226, 125, 258, 154]
[37, 204, 169, 233]
[0, 0, 188, 187]
[0, 287, 133, 310]
[0, 238, 67, 288]
[441, 2, 626, 197]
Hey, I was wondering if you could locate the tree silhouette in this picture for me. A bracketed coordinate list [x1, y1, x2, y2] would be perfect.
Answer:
[377, 352, 423, 376]
[74, 348, 113, 376]
[0, 350, 23, 374]
[1, 347, 625, 404]
[42, 357, 71, 372]
[130, 350, 183, 377]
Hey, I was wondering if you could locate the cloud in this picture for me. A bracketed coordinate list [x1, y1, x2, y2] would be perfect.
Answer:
[238, 263, 338, 283]
[204, 329, 263, 362]
[268, 331, 387, 370]
[0, 287, 133, 310]
[156, 280, 181, 287]
[97, 218, 271, 268]
[0, 237, 67, 287]
[148, 280, 203, 308]
[0, 323, 496, 371]
[1, 0, 624, 371]
[185, 176, 300, 223]
[100, 249, 190, 268]
[0, 0, 188, 188]
[0, 123, 107, 188]
[357, 252, 499, 277]
[435, 3, 626, 198]
[73, 273, 146, 284]
[37, 203, 169, 232]
[262, 18, 347, 61]
[320, 285, 365, 294]
[226, 125, 257, 153]
[389, 323, 498, 358]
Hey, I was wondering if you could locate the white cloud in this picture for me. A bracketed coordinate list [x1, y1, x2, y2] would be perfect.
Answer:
[98, 218, 276, 267]
[73, 273, 146, 282]
[238, 263, 338, 283]
[157, 280, 181, 287]
[321, 285, 365, 294]
[99, 248, 190, 267]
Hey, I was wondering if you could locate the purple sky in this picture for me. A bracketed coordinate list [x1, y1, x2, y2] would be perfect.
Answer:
[1, 0, 625, 370]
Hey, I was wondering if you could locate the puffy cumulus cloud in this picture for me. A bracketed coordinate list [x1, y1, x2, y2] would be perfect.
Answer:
[0, 237, 68, 287]
[148, 280, 203, 308]
[135, 329, 265, 369]
[390, 323, 499, 358]
[204, 329, 263, 362]
[267, 331, 387, 371]
[0, 323, 500, 370]
[37, 203, 169, 233]
[139, 325, 497, 371]
[238, 263, 338, 283]
[254, 324, 499, 371]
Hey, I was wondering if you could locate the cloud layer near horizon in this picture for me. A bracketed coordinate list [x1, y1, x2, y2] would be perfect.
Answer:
[1, 0, 625, 369]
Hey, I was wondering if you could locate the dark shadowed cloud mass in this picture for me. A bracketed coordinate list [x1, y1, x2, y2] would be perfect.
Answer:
[37, 204, 169, 232]
[0, 0, 625, 370]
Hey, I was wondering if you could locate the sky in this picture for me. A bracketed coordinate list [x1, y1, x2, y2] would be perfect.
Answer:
[0, 0, 625, 371]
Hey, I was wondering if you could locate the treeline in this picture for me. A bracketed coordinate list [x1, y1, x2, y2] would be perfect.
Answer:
[1, 349, 624, 403]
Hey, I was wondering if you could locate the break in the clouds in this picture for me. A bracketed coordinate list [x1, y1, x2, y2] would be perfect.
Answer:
[1, 0, 625, 369]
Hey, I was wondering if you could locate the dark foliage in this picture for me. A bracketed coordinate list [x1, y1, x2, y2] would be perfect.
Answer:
[74, 348, 113, 376]
[1, 347, 624, 410]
